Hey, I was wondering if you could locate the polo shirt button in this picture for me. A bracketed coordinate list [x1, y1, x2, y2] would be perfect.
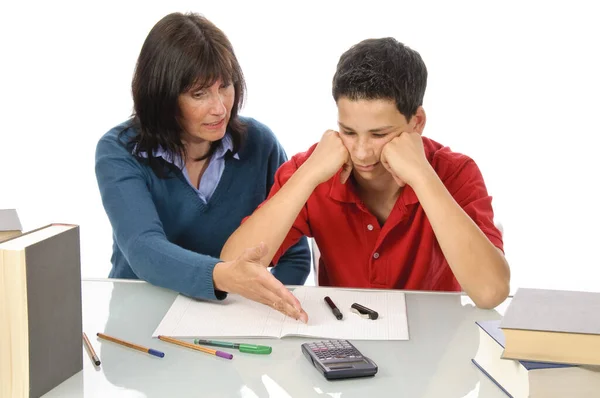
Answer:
[367, 224, 374, 231]
[373, 252, 380, 259]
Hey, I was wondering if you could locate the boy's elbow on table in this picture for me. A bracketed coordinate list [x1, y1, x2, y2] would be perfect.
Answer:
[471, 280, 510, 309]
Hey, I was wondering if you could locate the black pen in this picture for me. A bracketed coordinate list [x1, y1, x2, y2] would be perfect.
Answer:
[324, 296, 343, 320]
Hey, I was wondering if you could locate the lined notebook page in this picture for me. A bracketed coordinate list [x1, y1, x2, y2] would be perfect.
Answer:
[152, 293, 285, 338]
[152, 286, 409, 340]
[282, 287, 409, 340]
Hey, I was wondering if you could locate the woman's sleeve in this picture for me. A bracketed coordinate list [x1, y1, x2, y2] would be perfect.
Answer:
[95, 136, 226, 300]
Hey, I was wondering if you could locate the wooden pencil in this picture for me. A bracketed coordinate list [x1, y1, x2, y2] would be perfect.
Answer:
[82, 332, 101, 366]
[158, 335, 233, 359]
[97, 332, 165, 358]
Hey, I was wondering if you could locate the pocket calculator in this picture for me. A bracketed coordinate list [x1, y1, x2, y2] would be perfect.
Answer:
[301, 339, 378, 380]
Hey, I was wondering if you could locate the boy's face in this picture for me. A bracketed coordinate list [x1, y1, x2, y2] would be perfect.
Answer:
[336, 97, 422, 182]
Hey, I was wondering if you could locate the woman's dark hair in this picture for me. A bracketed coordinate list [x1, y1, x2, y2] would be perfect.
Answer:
[332, 38, 427, 122]
[128, 12, 246, 175]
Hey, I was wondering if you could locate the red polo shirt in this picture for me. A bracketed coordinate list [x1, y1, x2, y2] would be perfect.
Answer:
[268, 137, 503, 291]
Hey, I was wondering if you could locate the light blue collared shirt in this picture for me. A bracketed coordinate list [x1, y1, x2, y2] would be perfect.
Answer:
[138, 133, 239, 203]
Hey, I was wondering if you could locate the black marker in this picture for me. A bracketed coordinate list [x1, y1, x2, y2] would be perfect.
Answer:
[324, 296, 343, 320]
[351, 303, 379, 320]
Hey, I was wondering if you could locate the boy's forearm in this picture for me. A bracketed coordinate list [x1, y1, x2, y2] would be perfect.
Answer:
[413, 170, 510, 309]
[221, 165, 318, 266]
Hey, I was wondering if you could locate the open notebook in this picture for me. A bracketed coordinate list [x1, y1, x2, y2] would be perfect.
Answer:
[152, 286, 409, 340]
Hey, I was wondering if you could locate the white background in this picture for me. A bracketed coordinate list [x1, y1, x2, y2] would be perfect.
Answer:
[1, 0, 599, 293]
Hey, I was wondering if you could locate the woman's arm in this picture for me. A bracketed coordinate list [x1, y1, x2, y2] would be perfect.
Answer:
[97, 132, 306, 320]
[95, 135, 224, 300]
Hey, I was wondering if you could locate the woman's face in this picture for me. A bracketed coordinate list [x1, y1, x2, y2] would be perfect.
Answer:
[178, 79, 235, 144]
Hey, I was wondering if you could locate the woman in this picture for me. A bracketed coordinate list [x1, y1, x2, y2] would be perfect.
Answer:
[95, 12, 309, 319]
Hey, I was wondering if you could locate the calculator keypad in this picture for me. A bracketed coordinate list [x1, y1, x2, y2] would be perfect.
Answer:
[306, 340, 362, 363]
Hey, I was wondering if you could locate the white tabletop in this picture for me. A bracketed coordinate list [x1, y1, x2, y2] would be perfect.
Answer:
[43, 280, 512, 398]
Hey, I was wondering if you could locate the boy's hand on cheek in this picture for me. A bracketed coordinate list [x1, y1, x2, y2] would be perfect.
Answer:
[381, 132, 433, 187]
[302, 130, 352, 185]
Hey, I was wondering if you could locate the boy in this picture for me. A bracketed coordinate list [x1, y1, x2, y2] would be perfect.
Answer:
[218, 38, 510, 321]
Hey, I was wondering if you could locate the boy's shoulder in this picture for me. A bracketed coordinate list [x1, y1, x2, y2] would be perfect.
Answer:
[288, 143, 319, 168]
[268, 143, 318, 184]
[423, 136, 476, 177]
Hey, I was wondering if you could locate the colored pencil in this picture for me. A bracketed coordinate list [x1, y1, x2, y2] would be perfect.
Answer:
[96, 332, 165, 358]
[158, 335, 233, 359]
[82, 332, 101, 366]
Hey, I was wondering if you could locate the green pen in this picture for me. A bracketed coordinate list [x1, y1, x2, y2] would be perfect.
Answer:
[193, 339, 272, 355]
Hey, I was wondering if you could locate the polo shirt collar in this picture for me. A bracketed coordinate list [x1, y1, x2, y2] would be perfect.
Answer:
[328, 170, 359, 203]
[328, 170, 420, 207]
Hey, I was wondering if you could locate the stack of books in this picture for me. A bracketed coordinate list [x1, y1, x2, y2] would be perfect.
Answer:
[473, 288, 600, 398]
[0, 223, 83, 397]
